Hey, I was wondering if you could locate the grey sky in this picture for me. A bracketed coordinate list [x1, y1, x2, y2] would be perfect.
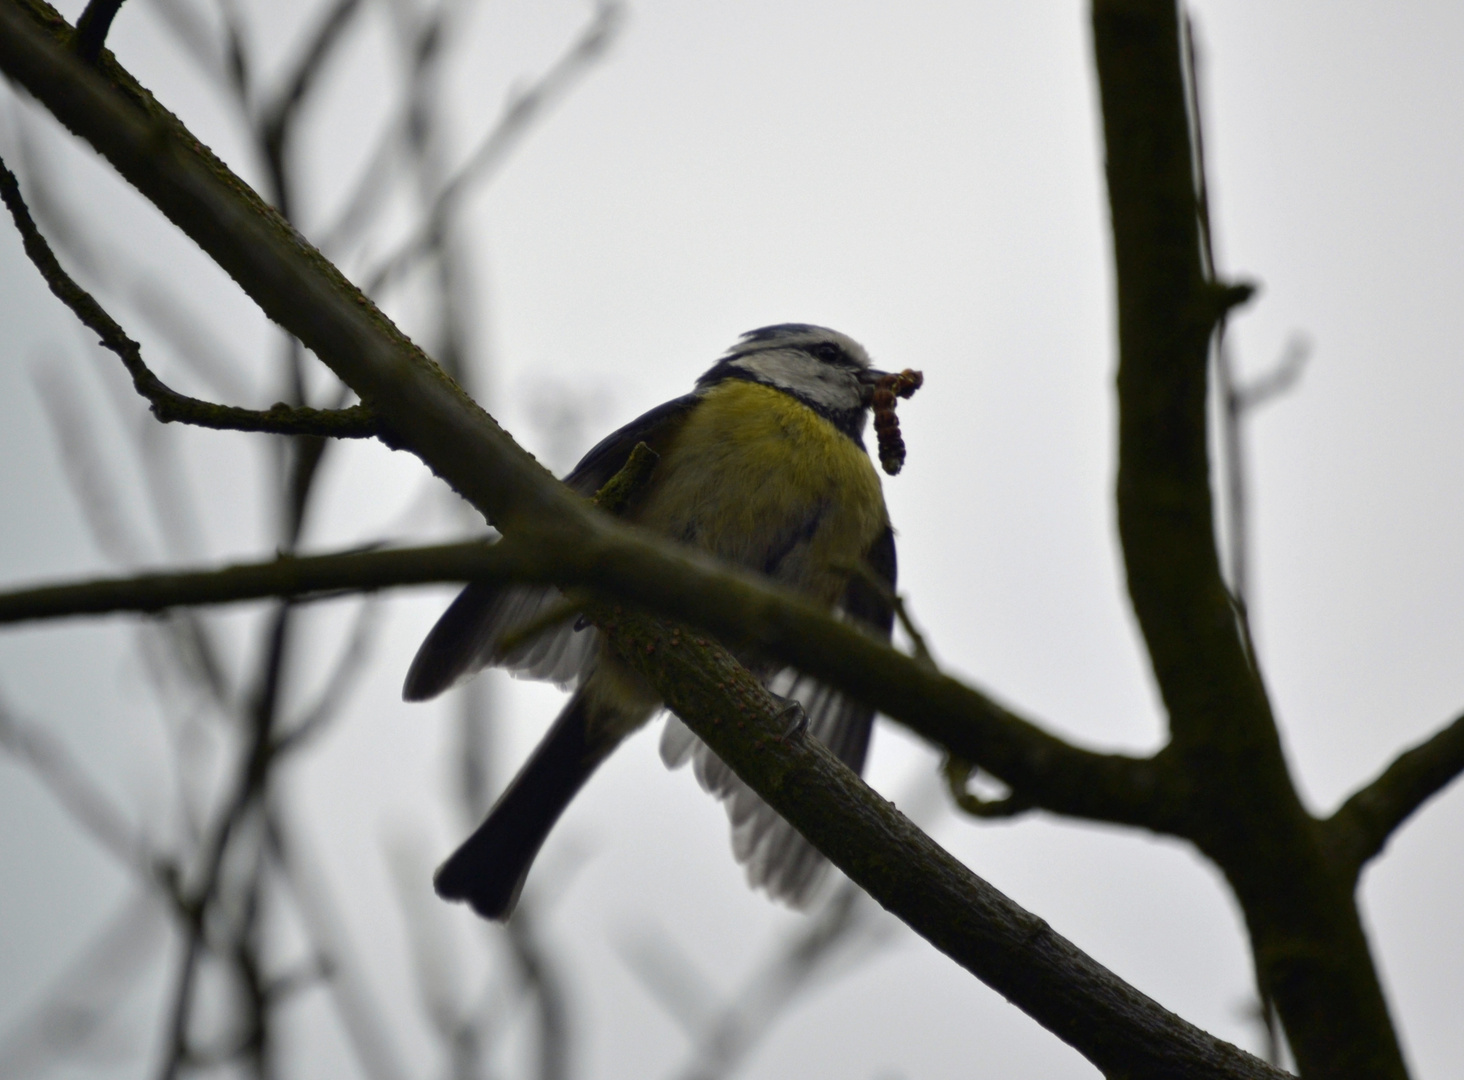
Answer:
[2, 0, 1462, 1076]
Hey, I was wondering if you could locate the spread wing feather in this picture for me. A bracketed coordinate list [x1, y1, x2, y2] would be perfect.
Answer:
[406, 385, 899, 911]
[659, 524, 897, 905]
[402, 393, 702, 702]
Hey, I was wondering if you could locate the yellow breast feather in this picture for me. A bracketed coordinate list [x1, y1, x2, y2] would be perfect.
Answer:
[635, 380, 887, 603]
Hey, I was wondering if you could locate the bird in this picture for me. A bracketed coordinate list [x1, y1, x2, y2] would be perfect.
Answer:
[404, 324, 904, 921]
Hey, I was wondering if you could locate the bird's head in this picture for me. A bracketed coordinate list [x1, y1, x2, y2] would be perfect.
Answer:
[697, 324, 890, 439]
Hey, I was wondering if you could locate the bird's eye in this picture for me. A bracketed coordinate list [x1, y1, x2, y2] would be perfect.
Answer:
[810, 342, 845, 364]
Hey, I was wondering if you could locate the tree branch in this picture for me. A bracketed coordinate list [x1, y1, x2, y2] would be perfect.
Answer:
[0, 7, 1262, 1070]
[1094, 3, 1404, 1076]
[71, 0, 126, 63]
[0, 155, 380, 439]
[599, 609, 1287, 1080]
[1325, 710, 1464, 878]
[0, 528, 1174, 833]
[0, 541, 510, 622]
[363, 0, 622, 293]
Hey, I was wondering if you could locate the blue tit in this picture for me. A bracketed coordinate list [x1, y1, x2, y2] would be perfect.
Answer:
[404, 324, 902, 921]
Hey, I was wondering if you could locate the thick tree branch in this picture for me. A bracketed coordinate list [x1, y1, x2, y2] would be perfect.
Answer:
[1093, 3, 1405, 1076]
[0, 7, 1273, 1070]
[0, 0, 1179, 836]
[1097, 0, 1273, 770]
[1325, 710, 1464, 879]
[0, 156, 380, 438]
[601, 610, 1286, 1080]
[0, 530, 1174, 833]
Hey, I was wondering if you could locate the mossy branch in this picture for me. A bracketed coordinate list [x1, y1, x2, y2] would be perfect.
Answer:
[0, 5, 1317, 1072]
[597, 608, 1287, 1080]
[0, 542, 534, 624]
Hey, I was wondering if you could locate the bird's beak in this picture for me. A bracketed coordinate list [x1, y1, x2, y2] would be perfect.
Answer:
[858, 366, 891, 405]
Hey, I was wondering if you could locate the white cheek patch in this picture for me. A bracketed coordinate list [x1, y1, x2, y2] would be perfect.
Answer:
[735, 351, 863, 413]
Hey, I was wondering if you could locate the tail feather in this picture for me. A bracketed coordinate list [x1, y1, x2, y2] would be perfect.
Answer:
[435, 691, 612, 920]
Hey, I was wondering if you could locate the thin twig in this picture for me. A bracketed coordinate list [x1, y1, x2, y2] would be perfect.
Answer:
[271, 599, 380, 754]
[0, 539, 520, 624]
[363, 0, 622, 293]
[0, 155, 381, 439]
[942, 755, 1033, 820]
[1326, 709, 1464, 877]
[835, 558, 936, 668]
[0, 691, 150, 872]
[73, 0, 129, 63]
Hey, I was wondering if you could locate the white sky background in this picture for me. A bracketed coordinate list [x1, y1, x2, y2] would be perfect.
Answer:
[1, 0, 1462, 1077]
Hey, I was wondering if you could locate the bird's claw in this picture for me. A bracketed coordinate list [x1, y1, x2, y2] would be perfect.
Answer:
[773, 699, 809, 742]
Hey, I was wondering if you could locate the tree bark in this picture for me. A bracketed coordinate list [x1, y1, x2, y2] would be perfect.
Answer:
[1092, 2, 1407, 1076]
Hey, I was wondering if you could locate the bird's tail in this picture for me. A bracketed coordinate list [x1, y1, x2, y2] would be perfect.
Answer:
[434, 689, 617, 921]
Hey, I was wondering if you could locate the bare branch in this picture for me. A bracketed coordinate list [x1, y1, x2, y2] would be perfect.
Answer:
[0, 892, 167, 1078]
[0, 691, 150, 872]
[271, 598, 380, 754]
[256, 0, 363, 150]
[1232, 337, 1309, 413]
[943, 756, 1033, 820]
[364, 0, 623, 293]
[0, 156, 381, 439]
[1325, 710, 1464, 878]
[598, 608, 1286, 1080]
[1097, 4, 1402, 1073]
[0, 540, 507, 623]
[73, 0, 128, 63]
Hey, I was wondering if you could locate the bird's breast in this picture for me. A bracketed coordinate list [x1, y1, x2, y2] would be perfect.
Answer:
[633, 380, 887, 602]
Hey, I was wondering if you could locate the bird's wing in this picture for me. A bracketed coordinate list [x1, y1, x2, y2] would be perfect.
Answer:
[561, 391, 702, 496]
[402, 393, 703, 702]
[659, 524, 898, 905]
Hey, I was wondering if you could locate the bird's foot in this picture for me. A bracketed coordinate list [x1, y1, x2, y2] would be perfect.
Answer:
[772, 697, 809, 742]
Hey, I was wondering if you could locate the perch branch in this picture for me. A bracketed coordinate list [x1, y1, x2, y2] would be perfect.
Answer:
[0, 10, 1277, 1073]
[0, 529, 1176, 834]
[595, 607, 1287, 1080]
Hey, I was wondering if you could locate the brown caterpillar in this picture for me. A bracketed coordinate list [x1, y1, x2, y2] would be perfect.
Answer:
[872, 368, 924, 475]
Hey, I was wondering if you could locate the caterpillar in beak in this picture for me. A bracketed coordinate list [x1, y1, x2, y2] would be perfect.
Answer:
[871, 369, 923, 475]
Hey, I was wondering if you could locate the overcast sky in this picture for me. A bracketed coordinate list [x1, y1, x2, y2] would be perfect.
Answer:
[2, 0, 1463, 1077]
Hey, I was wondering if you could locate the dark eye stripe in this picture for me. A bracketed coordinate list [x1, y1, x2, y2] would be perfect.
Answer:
[806, 342, 854, 366]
